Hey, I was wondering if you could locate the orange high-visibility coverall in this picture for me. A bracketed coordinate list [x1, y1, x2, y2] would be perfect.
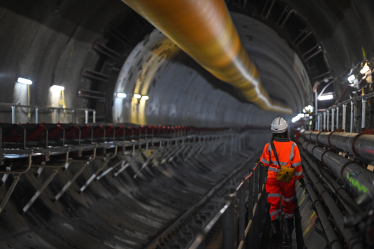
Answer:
[259, 137, 303, 220]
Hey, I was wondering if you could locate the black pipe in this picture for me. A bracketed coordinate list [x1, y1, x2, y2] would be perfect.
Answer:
[302, 172, 342, 249]
[300, 149, 362, 214]
[302, 156, 363, 249]
[299, 137, 374, 196]
[303, 130, 374, 162]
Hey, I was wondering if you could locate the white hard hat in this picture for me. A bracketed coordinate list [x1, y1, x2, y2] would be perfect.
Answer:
[271, 117, 288, 133]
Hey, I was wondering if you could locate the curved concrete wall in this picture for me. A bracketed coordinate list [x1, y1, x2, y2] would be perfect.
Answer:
[113, 13, 311, 127]
[0, 0, 373, 248]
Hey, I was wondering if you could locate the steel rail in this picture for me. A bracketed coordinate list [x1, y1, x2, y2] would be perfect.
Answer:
[121, 0, 292, 114]
[328, 91, 374, 109]
[145, 155, 254, 249]
[0, 102, 96, 124]
[21, 151, 71, 213]
[0, 153, 33, 214]
[314, 89, 374, 132]
[189, 203, 229, 249]
[79, 146, 118, 193]
[0, 134, 234, 159]
[189, 161, 267, 249]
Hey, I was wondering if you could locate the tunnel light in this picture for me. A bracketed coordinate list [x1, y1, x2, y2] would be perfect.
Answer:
[51, 85, 65, 91]
[133, 94, 141, 99]
[361, 64, 370, 74]
[116, 93, 127, 98]
[303, 105, 314, 114]
[17, 77, 32, 85]
[318, 94, 334, 101]
[141, 96, 149, 100]
[348, 75, 355, 83]
[292, 113, 306, 123]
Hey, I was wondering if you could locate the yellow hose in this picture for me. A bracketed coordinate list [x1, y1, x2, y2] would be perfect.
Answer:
[122, 0, 292, 114]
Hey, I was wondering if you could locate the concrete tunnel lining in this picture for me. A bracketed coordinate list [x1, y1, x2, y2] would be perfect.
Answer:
[1, 0, 374, 248]
[113, 13, 312, 126]
[1, 0, 373, 123]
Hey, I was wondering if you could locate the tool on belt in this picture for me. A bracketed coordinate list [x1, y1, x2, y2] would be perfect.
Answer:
[270, 141, 294, 183]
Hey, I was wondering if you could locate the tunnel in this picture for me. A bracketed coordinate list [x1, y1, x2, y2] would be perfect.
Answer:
[0, 0, 374, 248]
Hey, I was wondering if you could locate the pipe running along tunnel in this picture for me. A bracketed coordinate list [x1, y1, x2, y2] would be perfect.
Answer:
[0, 0, 373, 248]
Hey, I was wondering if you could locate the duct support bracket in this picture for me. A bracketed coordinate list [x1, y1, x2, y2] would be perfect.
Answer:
[311, 144, 320, 157]
[339, 161, 359, 181]
[328, 128, 345, 148]
[351, 129, 374, 156]
[320, 149, 335, 167]
[316, 129, 329, 144]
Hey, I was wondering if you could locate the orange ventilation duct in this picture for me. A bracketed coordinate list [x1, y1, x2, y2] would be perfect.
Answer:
[122, 0, 293, 114]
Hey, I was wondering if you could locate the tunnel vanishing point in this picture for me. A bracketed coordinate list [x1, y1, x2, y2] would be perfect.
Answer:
[1, 0, 374, 248]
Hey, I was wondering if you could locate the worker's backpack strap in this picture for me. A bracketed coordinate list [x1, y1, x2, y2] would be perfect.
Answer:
[271, 141, 294, 183]
[270, 141, 281, 167]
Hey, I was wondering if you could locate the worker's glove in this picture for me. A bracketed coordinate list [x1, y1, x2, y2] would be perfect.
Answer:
[298, 178, 306, 188]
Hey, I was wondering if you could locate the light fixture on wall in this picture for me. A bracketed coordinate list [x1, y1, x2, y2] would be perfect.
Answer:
[16, 77, 32, 85]
[141, 96, 149, 100]
[133, 94, 141, 99]
[116, 93, 127, 98]
[318, 93, 334, 101]
[360, 64, 370, 74]
[292, 113, 307, 123]
[303, 105, 314, 114]
[16, 77, 33, 118]
[51, 85, 65, 91]
[347, 75, 355, 83]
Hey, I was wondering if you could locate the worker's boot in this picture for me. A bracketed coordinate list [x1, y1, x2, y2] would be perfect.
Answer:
[286, 218, 294, 235]
[271, 220, 281, 240]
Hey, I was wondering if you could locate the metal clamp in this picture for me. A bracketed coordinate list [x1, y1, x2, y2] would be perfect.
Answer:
[309, 131, 315, 141]
[320, 149, 334, 167]
[351, 129, 374, 156]
[327, 128, 344, 147]
[311, 145, 320, 157]
[316, 129, 328, 144]
[339, 161, 357, 180]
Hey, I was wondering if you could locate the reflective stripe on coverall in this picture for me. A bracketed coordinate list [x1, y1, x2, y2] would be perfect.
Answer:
[259, 137, 303, 220]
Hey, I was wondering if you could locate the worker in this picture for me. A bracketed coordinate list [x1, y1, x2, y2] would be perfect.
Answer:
[259, 117, 305, 240]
